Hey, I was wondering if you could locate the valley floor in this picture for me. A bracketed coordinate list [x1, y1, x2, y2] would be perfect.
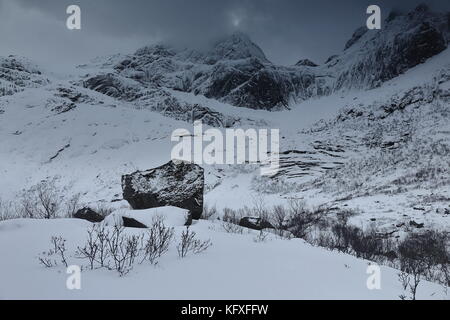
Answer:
[0, 218, 447, 300]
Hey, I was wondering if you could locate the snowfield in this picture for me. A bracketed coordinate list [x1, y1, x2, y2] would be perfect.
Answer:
[1, 4, 449, 300]
[0, 217, 447, 300]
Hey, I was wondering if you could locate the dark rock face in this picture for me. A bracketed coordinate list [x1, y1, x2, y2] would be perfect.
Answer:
[149, 94, 239, 127]
[336, 10, 448, 90]
[122, 217, 148, 228]
[227, 67, 292, 110]
[295, 59, 319, 67]
[239, 217, 274, 231]
[122, 160, 204, 219]
[204, 58, 264, 100]
[0, 56, 48, 97]
[344, 27, 368, 50]
[84, 73, 143, 101]
[410, 220, 425, 229]
[73, 207, 104, 223]
[393, 22, 446, 72]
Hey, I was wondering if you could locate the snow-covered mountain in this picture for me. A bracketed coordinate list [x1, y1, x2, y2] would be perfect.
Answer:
[77, 5, 450, 113]
[0, 4, 449, 300]
[1, 2, 448, 223]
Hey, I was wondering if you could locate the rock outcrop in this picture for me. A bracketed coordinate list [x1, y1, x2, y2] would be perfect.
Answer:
[73, 207, 105, 223]
[239, 217, 274, 231]
[122, 160, 204, 219]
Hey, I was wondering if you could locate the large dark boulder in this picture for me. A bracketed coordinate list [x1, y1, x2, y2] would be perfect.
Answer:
[121, 160, 204, 219]
[73, 207, 104, 223]
[239, 217, 274, 231]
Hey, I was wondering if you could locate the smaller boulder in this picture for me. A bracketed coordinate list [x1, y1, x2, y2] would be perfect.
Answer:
[73, 207, 104, 223]
[409, 220, 424, 229]
[122, 217, 148, 229]
[239, 217, 274, 231]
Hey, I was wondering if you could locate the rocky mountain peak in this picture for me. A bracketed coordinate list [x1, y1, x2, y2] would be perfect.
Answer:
[206, 32, 269, 64]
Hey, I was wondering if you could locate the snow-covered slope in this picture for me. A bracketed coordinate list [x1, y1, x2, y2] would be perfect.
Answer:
[0, 4, 449, 301]
[0, 218, 446, 299]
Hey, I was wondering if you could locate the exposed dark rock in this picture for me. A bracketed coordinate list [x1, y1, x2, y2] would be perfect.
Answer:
[51, 101, 77, 114]
[84, 73, 143, 101]
[122, 160, 204, 219]
[344, 27, 367, 50]
[148, 93, 239, 127]
[122, 216, 148, 228]
[225, 66, 294, 110]
[409, 220, 425, 228]
[325, 55, 339, 64]
[295, 59, 319, 67]
[239, 217, 274, 231]
[0, 56, 49, 97]
[204, 58, 264, 101]
[73, 207, 104, 223]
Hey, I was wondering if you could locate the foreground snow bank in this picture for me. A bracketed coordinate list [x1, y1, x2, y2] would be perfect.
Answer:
[0, 218, 447, 300]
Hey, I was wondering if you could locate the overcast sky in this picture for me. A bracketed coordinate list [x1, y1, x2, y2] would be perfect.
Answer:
[0, 0, 449, 71]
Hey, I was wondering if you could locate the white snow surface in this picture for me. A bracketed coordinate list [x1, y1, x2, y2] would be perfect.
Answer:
[0, 218, 447, 300]
[0, 11, 449, 299]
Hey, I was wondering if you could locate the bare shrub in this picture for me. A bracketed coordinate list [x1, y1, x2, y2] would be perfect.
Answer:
[38, 236, 68, 268]
[125, 234, 142, 268]
[287, 201, 327, 239]
[314, 232, 336, 249]
[94, 224, 110, 268]
[51, 236, 69, 267]
[222, 207, 241, 225]
[0, 198, 21, 221]
[397, 231, 449, 298]
[253, 230, 270, 243]
[350, 227, 387, 260]
[141, 216, 175, 265]
[270, 205, 289, 236]
[202, 204, 218, 221]
[220, 207, 245, 233]
[73, 218, 175, 274]
[76, 225, 99, 270]
[221, 221, 245, 234]
[38, 254, 56, 268]
[329, 219, 359, 254]
[66, 193, 82, 218]
[251, 195, 270, 221]
[105, 226, 137, 276]
[177, 227, 212, 258]
[20, 180, 61, 219]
